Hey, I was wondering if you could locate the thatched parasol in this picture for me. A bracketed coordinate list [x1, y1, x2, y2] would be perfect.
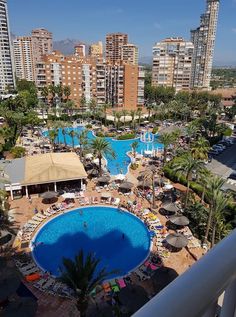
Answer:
[97, 176, 110, 184]
[169, 215, 189, 227]
[40, 191, 58, 200]
[119, 181, 134, 191]
[165, 233, 188, 248]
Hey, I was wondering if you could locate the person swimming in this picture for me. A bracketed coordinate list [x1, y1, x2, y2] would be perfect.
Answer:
[83, 221, 87, 228]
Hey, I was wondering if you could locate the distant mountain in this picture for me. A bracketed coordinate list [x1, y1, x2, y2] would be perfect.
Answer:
[53, 39, 88, 55]
[139, 56, 152, 65]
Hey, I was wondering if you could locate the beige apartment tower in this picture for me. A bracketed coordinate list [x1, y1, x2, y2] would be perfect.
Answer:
[121, 44, 138, 65]
[13, 36, 35, 82]
[190, 0, 219, 89]
[31, 28, 53, 63]
[152, 37, 194, 91]
[89, 41, 103, 57]
[106, 33, 128, 64]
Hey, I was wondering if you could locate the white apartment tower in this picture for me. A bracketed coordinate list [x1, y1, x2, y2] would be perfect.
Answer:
[190, 0, 220, 89]
[152, 38, 194, 91]
[0, 0, 15, 93]
[13, 37, 35, 82]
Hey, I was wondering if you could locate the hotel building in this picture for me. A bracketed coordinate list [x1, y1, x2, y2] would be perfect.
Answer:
[106, 33, 128, 65]
[31, 28, 53, 63]
[13, 37, 35, 82]
[152, 37, 194, 91]
[190, 0, 220, 89]
[0, 0, 15, 93]
[89, 41, 103, 58]
[121, 43, 139, 65]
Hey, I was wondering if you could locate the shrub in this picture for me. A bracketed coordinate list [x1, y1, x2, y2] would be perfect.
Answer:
[152, 127, 159, 134]
[117, 133, 136, 140]
[130, 163, 138, 170]
[10, 146, 26, 158]
[86, 124, 92, 129]
[96, 131, 105, 137]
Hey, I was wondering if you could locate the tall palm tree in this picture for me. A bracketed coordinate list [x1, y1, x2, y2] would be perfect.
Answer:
[146, 104, 153, 121]
[185, 122, 199, 143]
[131, 141, 139, 158]
[101, 103, 110, 126]
[48, 129, 58, 152]
[158, 132, 174, 162]
[61, 127, 67, 146]
[55, 84, 64, 102]
[203, 176, 226, 245]
[130, 110, 136, 130]
[63, 85, 71, 102]
[77, 130, 88, 158]
[69, 130, 78, 150]
[210, 191, 230, 247]
[48, 84, 56, 107]
[172, 153, 205, 206]
[137, 107, 142, 126]
[191, 137, 210, 160]
[59, 250, 117, 317]
[115, 112, 122, 130]
[90, 138, 116, 175]
[41, 86, 49, 104]
[121, 109, 128, 126]
[144, 165, 159, 208]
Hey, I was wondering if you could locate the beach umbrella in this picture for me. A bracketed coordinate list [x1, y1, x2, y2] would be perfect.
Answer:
[1, 298, 38, 317]
[159, 202, 179, 215]
[165, 233, 188, 248]
[101, 192, 111, 199]
[118, 285, 149, 314]
[40, 191, 58, 200]
[119, 181, 134, 190]
[169, 215, 189, 227]
[88, 168, 99, 177]
[0, 271, 21, 301]
[97, 176, 110, 184]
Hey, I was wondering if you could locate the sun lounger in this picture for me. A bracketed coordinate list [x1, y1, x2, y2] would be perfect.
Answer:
[41, 278, 55, 289]
[19, 263, 36, 272]
[134, 269, 150, 281]
[113, 198, 120, 206]
[117, 278, 126, 289]
[22, 267, 39, 275]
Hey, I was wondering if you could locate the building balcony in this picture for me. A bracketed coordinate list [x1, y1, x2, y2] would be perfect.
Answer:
[133, 229, 236, 317]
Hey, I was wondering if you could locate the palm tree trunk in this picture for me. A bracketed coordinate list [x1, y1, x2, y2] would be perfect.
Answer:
[201, 187, 205, 204]
[203, 206, 213, 245]
[211, 220, 216, 248]
[163, 147, 167, 162]
[152, 175, 156, 208]
[99, 155, 102, 176]
[185, 180, 190, 207]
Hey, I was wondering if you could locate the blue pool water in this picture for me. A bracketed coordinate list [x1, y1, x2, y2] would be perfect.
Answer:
[32, 206, 151, 278]
[44, 127, 163, 175]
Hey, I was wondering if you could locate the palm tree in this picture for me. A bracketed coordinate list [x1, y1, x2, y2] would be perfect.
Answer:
[55, 84, 64, 102]
[191, 137, 210, 160]
[197, 168, 212, 203]
[101, 103, 110, 126]
[203, 176, 226, 245]
[77, 130, 88, 158]
[172, 153, 205, 206]
[131, 141, 139, 158]
[130, 110, 136, 129]
[146, 104, 153, 121]
[121, 109, 128, 126]
[48, 129, 58, 151]
[158, 132, 174, 162]
[144, 165, 159, 208]
[90, 138, 116, 175]
[69, 130, 78, 150]
[41, 86, 49, 104]
[58, 250, 117, 317]
[115, 112, 122, 130]
[61, 127, 67, 146]
[186, 122, 199, 143]
[137, 107, 142, 126]
[48, 84, 56, 107]
[210, 191, 230, 247]
[63, 86, 71, 102]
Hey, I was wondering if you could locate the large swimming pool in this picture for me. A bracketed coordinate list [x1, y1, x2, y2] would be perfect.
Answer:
[44, 127, 163, 175]
[32, 206, 151, 278]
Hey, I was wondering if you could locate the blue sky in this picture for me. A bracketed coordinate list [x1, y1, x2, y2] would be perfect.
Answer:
[8, 0, 236, 64]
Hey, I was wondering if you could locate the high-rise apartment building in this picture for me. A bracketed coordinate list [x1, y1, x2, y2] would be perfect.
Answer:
[31, 28, 53, 63]
[74, 44, 86, 58]
[89, 41, 103, 58]
[121, 44, 139, 65]
[106, 33, 128, 65]
[152, 38, 194, 91]
[35, 51, 144, 109]
[190, 0, 219, 89]
[0, 0, 15, 93]
[13, 37, 35, 82]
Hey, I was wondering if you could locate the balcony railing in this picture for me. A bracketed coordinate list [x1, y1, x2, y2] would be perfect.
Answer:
[133, 229, 236, 317]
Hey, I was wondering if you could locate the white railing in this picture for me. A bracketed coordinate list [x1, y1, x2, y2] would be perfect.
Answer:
[133, 229, 236, 317]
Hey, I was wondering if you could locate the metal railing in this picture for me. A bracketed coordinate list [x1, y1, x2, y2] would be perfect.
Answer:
[133, 229, 236, 317]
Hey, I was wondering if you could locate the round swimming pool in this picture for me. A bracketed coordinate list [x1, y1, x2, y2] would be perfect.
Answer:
[32, 206, 151, 278]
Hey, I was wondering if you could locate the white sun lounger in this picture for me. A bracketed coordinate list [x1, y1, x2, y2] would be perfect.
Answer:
[22, 267, 39, 276]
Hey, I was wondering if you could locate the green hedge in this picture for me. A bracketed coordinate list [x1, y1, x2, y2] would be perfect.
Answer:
[117, 133, 136, 140]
